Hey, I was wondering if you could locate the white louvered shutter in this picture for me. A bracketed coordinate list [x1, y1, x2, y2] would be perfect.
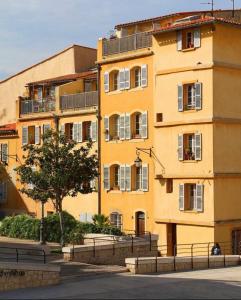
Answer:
[104, 116, 109, 141]
[35, 126, 40, 145]
[78, 123, 82, 143]
[125, 68, 130, 90]
[87, 213, 93, 223]
[73, 123, 78, 142]
[194, 29, 201, 48]
[22, 127, 28, 145]
[178, 134, 184, 161]
[60, 124, 65, 136]
[125, 165, 131, 191]
[119, 69, 125, 90]
[179, 184, 185, 210]
[103, 165, 110, 190]
[80, 213, 87, 222]
[178, 84, 183, 112]
[141, 64, 148, 87]
[195, 82, 202, 110]
[120, 165, 126, 191]
[125, 113, 131, 140]
[91, 121, 97, 142]
[177, 31, 183, 51]
[142, 164, 148, 192]
[104, 72, 109, 93]
[196, 184, 204, 212]
[120, 114, 125, 140]
[1, 144, 8, 164]
[141, 111, 148, 139]
[195, 133, 202, 161]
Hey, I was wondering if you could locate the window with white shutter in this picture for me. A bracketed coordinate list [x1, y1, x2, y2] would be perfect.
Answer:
[178, 134, 184, 161]
[120, 165, 126, 191]
[22, 127, 28, 145]
[177, 31, 182, 51]
[103, 165, 110, 190]
[73, 123, 78, 142]
[43, 124, 51, 134]
[125, 113, 131, 140]
[125, 165, 131, 191]
[178, 84, 183, 112]
[142, 164, 148, 192]
[104, 116, 109, 141]
[1, 144, 8, 164]
[80, 213, 87, 222]
[196, 184, 204, 212]
[104, 72, 109, 93]
[125, 68, 130, 89]
[119, 114, 125, 140]
[91, 121, 97, 142]
[34, 126, 40, 145]
[179, 184, 185, 211]
[119, 69, 125, 90]
[78, 122, 83, 143]
[194, 29, 201, 48]
[195, 133, 202, 161]
[86, 213, 93, 223]
[141, 111, 148, 139]
[141, 65, 148, 87]
[60, 124, 65, 136]
[195, 82, 202, 110]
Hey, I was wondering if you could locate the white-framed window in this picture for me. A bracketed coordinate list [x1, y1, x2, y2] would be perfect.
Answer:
[22, 126, 41, 145]
[179, 183, 204, 212]
[110, 212, 122, 230]
[177, 28, 201, 51]
[178, 82, 202, 112]
[135, 166, 142, 191]
[0, 143, 8, 164]
[178, 133, 202, 161]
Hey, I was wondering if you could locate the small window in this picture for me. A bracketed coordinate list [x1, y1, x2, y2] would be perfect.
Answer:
[28, 126, 36, 144]
[183, 134, 195, 161]
[135, 166, 142, 191]
[65, 123, 73, 140]
[109, 70, 119, 91]
[185, 184, 196, 211]
[186, 31, 194, 49]
[133, 113, 142, 138]
[110, 212, 122, 230]
[109, 115, 120, 140]
[82, 121, 91, 141]
[156, 113, 163, 122]
[110, 165, 120, 190]
[166, 179, 173, 193]
[184, 84, 195, 110]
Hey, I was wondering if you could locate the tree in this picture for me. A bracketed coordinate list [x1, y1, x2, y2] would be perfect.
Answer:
[15, 130, 98, 247]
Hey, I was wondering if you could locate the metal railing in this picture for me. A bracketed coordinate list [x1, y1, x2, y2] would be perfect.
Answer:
[60, 91, 98, 111]
[102, 32, 152, 56]
[136, 241, 241, 273]
[20, 98, 56, 115]
[0, 246, 46, 264]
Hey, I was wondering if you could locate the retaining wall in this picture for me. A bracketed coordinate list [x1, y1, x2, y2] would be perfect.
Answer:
[125, 255, 241, 274]
[63, 235, 158, 266]
[0, 262, 60, 291]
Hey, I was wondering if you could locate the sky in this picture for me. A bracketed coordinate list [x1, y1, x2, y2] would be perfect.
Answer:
[0, 0, 240, 80]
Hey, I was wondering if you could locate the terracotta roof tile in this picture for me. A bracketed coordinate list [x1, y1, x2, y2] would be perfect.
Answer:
[0, 123, 17, 137]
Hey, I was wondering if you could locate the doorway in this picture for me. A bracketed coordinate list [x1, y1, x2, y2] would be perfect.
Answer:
[232, 230, 241, 254]
[135, 211, 145, 236]
[167, 223, 177, 256]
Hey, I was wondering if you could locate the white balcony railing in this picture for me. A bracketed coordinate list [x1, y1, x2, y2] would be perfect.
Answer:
[20, 98, 55, 115]
[60, 91, 98, 110]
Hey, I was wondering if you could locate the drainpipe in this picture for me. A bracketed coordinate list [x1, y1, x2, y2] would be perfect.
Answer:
[97, 64, 102, 215]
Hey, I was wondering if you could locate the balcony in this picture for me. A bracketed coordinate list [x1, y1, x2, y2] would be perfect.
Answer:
[20, 97, 56, 115]
[102, 32, 152, 57]
[60, 91, 98, 111]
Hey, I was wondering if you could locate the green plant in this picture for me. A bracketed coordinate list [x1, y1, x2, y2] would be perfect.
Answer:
[92, 214, 110, 227]
[69, 224, 84, 245]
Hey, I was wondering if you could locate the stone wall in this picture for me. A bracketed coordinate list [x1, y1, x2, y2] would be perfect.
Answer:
[63, 235, 158, 266]
[126, 255, 241, 274]
[0, 262, 60, 292]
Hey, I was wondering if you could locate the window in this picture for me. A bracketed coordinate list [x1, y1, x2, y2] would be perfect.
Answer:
[80, 213, 93, 223]
[179, 184, 204, 212]
[134, 113, 142, 138]
[135, 68, 141, 87]
[64, 123, 73, 140]
[110, 212, 122, 230]
[178, 133, 202, 161]
[135, 166, 142, 191]
[22, 126, 40, 145]
[177, 29, 201, 51]
[109, 70, 120, 92]
[37, 87, 43, 100]
[109, 115, 120, 140]
[156, 113, 163, 122]
[166, 179, 173, 193]
[0, 144, 8, 164]
[110, 165, 120, 190]
[178, 82, 202, 112]
[82, 121, 91, 141]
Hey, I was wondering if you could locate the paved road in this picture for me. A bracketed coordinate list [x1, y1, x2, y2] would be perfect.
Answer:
[2, 266, 241, 299]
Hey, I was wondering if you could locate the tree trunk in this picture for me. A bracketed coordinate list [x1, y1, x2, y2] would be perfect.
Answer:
[57, 198, 65, 248]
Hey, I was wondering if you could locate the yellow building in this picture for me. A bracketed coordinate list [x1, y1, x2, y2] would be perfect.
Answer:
[98, 9, 241, 251]
[0, 46, 99, 222]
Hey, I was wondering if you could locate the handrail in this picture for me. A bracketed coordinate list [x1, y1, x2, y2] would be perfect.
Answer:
[0, 246, 46, 264]
[60, 91, 98, 111]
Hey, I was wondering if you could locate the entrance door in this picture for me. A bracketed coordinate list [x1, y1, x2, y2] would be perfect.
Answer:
[167, 223, 177, 256]
[136, 211, 145, 236]
[232, 230, 241, 254]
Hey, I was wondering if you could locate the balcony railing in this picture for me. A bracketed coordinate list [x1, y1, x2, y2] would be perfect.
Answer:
[102, 32, 152, 56]
[20, 97, 56, 115]
[60, 91, 98, 111]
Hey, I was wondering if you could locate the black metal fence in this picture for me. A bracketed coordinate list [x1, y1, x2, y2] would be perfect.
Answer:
[0, 246, 46, 264]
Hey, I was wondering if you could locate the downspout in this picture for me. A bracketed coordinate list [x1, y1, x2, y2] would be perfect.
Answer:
[97, 63, 102, 214]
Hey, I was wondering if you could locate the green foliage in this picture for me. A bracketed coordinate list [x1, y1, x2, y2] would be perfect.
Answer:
[69, 223, 84, 245]
[92, 214, 110, 227]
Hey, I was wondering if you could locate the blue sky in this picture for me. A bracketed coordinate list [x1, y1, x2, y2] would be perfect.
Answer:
[0, 0, 239, 79]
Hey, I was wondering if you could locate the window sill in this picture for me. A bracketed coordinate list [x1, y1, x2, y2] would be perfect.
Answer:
[182, 160, 199, 163]
[107, 90, 122, 95]
[128, 86, 145, 92]
[181, 210, 202, 214]
[182, 47, 196, 52]
[129, 191, 145, 195]
[128, 138, 145, 143]
[108, 190, 122, 194]
[109, 140, 122, 144]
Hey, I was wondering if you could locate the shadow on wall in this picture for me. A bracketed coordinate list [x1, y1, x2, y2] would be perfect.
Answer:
[0, 109, 6, 123]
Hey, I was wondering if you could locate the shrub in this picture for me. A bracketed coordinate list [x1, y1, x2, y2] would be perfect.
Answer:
[69, 223, 84, 245]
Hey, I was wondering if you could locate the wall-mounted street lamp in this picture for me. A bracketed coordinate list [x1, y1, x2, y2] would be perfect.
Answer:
[134, 147, 154, 168]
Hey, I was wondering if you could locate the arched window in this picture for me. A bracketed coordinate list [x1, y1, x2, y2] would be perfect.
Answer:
[131, 112, 142, 139]
[110, 164, 120, 190]
[109, 114, 120, 140]
[109, 70, 119, 91]
[131, 66, 141, 88]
